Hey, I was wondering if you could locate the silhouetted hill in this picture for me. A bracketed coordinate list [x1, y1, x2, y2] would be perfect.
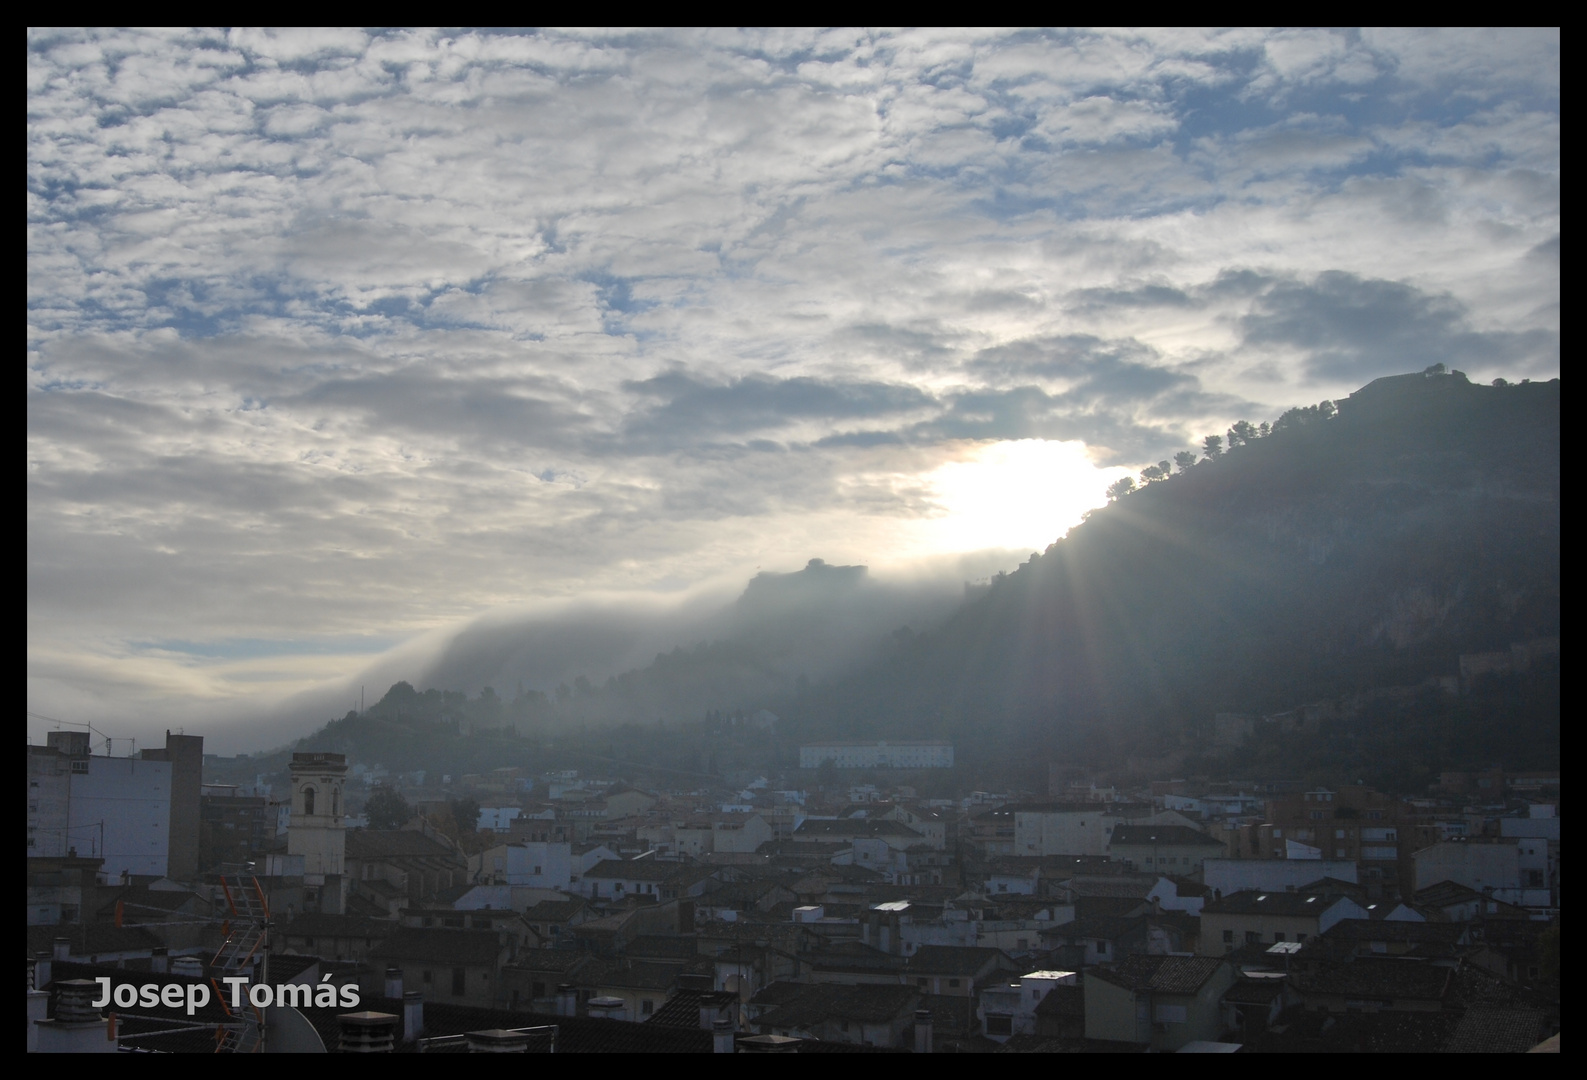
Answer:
[789, 371, 1560, 773]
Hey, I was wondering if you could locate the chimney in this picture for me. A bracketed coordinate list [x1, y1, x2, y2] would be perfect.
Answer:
[337, 1011, 397, 1053]
[913, 1009, 933, 1053]
[150, 947, 169, 974]
[383, 966, 403, 999]
[465, 1029, 531, 1052]
[33, 980, 117, 1055]
[712, 1015, 735, 1053]
[53, 937, 72, 962]
[33, 951, 52, 991]
[555, 984, 578, 1017]
[55, 979, 101, 1024]
[587, 996, 625, 1021]
[402, 990, 424, 1042]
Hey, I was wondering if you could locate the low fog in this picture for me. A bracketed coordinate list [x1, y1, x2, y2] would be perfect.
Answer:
[251, 548, 1024, 746]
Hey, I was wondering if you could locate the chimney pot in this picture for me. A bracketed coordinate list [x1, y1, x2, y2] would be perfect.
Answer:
[914, 1008, 934, 1053]
[337, 1010, 398, 1053]
[150, 947, 169, 973]
[402, 990, 424, 1042]
[383, 966, 403, 1000]
[53, 937, 72, 962]
[55, 979, 102, 1024]
[712, 1015, 735, 1053]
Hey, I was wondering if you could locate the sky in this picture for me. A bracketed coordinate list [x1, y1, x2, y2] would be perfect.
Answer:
[26, 28, 1560, 749]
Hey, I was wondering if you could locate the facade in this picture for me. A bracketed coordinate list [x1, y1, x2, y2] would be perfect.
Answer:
[799, 741, 954, 769]
[1084, 955, 1233, 1051]
[1108, 824, 1225, 874]
[1198, 890, 1368, 955]
[138, 732, 203, 880]
[1013, 803, 1133, 858]
[473, 841, 574, 890]
[287, 752, 348, 914]
[1202, 857, 1357, 897]
[27, 731, 203, 882]
[1415, 837, 1523, 894]
[198, 785, 274, 872]
[1254, 786, 1407, 896]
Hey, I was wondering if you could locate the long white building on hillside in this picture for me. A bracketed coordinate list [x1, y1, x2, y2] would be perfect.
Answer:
[799, 741, 954, 769]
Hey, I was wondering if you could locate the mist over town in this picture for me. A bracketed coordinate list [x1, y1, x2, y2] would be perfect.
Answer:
[28, 28, 1558, 1053]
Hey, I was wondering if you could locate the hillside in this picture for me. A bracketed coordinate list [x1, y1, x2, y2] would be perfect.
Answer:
[786, 371, 1560, 780]
[239, 370, 1559, 790]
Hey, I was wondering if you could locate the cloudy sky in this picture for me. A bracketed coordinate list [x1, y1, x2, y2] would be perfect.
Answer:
[27, 28, 1559, 748]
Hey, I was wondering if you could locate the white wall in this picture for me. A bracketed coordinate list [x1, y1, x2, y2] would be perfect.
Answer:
[503, 842, 572, 890]
[70, 756, 172, 879]
[1202, 858, 1357, 896]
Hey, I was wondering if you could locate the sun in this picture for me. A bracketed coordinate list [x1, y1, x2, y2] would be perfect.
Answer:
[916, 439, 1129, 555]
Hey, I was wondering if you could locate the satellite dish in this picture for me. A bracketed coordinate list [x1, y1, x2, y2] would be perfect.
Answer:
[263, 1005, 327, 1053]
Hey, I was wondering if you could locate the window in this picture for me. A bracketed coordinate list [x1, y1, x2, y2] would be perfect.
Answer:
[948, 979, 961, 989]
[533, 981, 546, 998]
[1095, 940, 1109, 955]
[985, 1015, 1013, 1036]
[1272, 829, 1283, 838]
[1295, 933, 1306, 943]
[1273, 932, 1286, 942]
[642, 1000, 654, 1015]
[303, 786, 316, 815]
[1335, 829, 1346, 839]
[1309, 810, 1325, 821]
[1153, 1004, 1187, 1024]
[71, 760, 89, 774]
[452, 968, 466, 995]
[1246, 931, 1261, 944]
[1222, 930, 1234, 943]
[423, 970, 433, 984]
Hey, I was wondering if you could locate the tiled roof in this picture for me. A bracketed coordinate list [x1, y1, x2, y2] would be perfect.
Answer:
[1088, 955, 1225, 995]
[1202, 890, 1349, 916]
[794, 819, 924, 840]
[585, 858, 683, 882]
[754, 983, 922, 1029]
[906, 945, 1010, 977]
[279, 913, 397, 938]
[1109, 825, 1222, 848]
[1240, 1006, 1457, 1053]
[346, 829, 460, 859]
[507, 950, 597, 975]
[1442, 1004, 1547, 1054]
[368, 927, 503, 966]
[524, 899, 587, 922]
[1290, 957, 1453, 1001]
[26, 922, 164, 956]
[1322, 919, 1468, 946]
[1222, 977, 1287, 1005]
[645, 987, 741, 1027]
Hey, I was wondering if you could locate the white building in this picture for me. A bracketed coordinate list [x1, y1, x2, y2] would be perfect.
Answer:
[799, 741, 954, 769]
[473, 841, 573, 890]
[28, 732, 172, 880]
[287, 752, 348, 914]
[1014, 804, 1127, 858]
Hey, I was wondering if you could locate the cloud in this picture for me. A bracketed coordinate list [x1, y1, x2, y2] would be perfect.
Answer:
[25, 29, 1559, 745]
[1239, 270, 1559, 382]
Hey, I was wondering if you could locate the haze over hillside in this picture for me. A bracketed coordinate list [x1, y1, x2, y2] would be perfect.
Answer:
[261, 369, 1558, 789]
